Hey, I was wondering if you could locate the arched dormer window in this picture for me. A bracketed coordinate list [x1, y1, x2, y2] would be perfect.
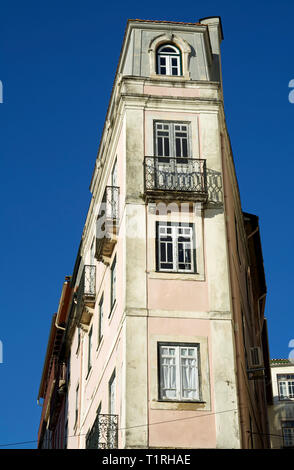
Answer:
[156, 44, 181, 76]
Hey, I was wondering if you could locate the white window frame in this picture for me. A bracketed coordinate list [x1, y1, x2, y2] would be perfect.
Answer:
[148, 34, 191, 80]
[278, 374, 294, 400]
[154, 121, 191, 159]
[157, 222, 195, 273]
[158, 343, 200, 402]
[157, 44, 181, 76]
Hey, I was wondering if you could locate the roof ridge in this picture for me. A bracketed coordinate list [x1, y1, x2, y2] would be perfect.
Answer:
[128, 19, 203, 26]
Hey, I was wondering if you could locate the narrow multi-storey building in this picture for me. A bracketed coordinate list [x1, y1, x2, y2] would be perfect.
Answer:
[38, 17, 272, 449]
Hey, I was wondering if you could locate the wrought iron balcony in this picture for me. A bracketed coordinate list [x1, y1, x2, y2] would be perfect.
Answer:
[96, 186, 120, 263]
[144, 156, 207, 202]
[86, 414, 118, 449]
[76, 265, 96, 326]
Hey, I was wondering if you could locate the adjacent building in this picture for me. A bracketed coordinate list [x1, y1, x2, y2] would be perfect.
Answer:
[38, 277, 72, 448]
[38, 17, 272, 449]
[268, 359, 294, 448]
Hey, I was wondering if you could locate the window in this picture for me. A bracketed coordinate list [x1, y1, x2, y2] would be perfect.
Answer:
[86, 404, 102, 449]
[87, 327, 93, 375]
[109, 370, 116, 415]
[156, 222, 195, 273]
[110, 255, 116, 312]
[282, 420, 294, 447]
[157, 44, 181, 76]
[154, 121, 190, 160]
[278, 374, 294, 400]
[111, 159, 119, 220]
[111, 158, 118, 187]
[76, 327, 81, 354]
[158, 343, 200, 401]
[90, 238, 95, 265]
[98, 294, 104, 344]
[75, 384, 79, 426]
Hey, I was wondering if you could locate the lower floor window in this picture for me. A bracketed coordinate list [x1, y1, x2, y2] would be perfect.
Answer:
[282, 420, 294, 447]
[158, 343, 200, 401]
[156, 222, 195, 273]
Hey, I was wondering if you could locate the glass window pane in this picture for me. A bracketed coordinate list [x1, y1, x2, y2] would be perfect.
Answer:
[164, 137, 170, 156]
[160, 47, 177, 53]
[176, 138, 181, 156]
[160, 242, 166, 262]
[182, 139, 188, 157]
[158, 137, 163, 156]
[167, 243, 173, 262]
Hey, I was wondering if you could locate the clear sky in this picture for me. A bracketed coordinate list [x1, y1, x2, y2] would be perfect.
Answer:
[0, 0, 293, 449]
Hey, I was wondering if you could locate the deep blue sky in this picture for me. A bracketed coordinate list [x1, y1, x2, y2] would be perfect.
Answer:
[0, 0, 293, 449]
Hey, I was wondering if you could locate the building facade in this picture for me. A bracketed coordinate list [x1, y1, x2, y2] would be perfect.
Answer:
[38, 17, 272, 449]
[38, 277, 72, 448]
[268, 360, 294, 448]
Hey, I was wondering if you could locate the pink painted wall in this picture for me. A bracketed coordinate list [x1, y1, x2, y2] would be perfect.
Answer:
[144, 85, 201, 98]
[148, 279, 209, 312]
[148, 317, 216, 448]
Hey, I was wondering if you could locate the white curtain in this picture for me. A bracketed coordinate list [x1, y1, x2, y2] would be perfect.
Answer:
[161, 355, 176, 399]
[181, 352, 198, 399]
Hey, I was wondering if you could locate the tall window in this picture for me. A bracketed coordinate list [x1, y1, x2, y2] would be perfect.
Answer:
[86, 403, 102, 449]
[87, 326, 93, 375]
[156, 222, 195, 273]
[278, 374, 294, 400]
[282, 420, 294, 447]
[158, 343, 200, 401]
[109, 370, 116, 415]
[154, 121, 190, 160]
[111, 158, 118, 187]
[110, 255, 117, 312]
[98, 294, 104, 344]
[90, 238, 95, 265]
[75, 384, 79, 426]
[76, 327, 81, 354]
[157, 44, 181, 76]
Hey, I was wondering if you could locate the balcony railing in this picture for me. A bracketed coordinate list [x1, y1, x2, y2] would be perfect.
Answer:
[144, 156, 207, 201]
[96, 186, 119, 263]
[76, 265, 96, 325]
[86, 414, 118, 449]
